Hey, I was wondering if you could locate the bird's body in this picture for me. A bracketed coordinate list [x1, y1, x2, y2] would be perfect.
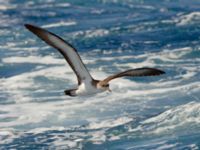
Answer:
[25, 24, 165, 97]
[75, 81, 103, 96]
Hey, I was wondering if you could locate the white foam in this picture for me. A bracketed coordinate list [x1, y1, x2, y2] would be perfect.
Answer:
[1, 42, 43, 51]
[0, 129, 19, 144]
[28, 126, 66, 134]
[1, 46, 199, 102]
[0, 3, 16, 10]
[2, 55, 64, 65]
[86, 116, 133, 129]
[55, 3, 71, 7]
[52, 140, 78, 149]
[128, 4, 155, 10]
[132, 102, 200, 135]
[156, 143, 178, 150]
[1, 41, 199, 148]
[42, 21, 77, 28]
[91, 9, 105, 14]
[3, 45, 198, 105]
[0, 102, 54, 127]
[188, 144, 199, 150]
[72, 29, 109, 38]
[24, 1, 71, 9]
[0, 5, 13, 10]
[93, 47, 195, 65]
[126, 140, 168, 150]
[175, 12, 200, 26]
[161, 11, 200, 26]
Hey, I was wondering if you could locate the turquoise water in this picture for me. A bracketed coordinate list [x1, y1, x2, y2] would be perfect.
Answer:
[0, 0, 200, 149]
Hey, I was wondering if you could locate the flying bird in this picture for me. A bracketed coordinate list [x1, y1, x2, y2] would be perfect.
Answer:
[25, 24, 165, 96]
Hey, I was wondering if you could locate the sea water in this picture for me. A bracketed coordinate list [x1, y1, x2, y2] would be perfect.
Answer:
[0, 0, 200, 149]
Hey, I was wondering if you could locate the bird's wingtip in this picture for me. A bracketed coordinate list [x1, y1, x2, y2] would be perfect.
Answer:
[24, 23, 31, 28]
[159, 70, 165, 74]
[24, 24, 42, 34]
[24, 23, 35, 30]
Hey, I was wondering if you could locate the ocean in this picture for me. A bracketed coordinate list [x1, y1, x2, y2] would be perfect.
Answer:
[0, 0, 200, 149]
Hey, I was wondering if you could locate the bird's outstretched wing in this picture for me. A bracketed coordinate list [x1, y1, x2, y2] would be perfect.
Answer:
[101, 68, 165, 84]
[25, 24, 93, 85]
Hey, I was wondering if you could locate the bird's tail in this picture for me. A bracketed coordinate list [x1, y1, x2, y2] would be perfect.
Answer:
[64, 89, 77, 97]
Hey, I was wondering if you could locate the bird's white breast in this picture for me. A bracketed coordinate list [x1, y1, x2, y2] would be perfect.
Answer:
[75, 82, 104, 96]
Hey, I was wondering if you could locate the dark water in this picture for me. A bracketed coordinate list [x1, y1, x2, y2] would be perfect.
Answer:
[0, 0, 200, 149]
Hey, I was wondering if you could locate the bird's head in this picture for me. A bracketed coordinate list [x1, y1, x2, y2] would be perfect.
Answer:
[97, 81, 111, 92]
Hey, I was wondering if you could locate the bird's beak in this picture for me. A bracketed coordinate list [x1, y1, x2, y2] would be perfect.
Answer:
[108, 88, 112, 92]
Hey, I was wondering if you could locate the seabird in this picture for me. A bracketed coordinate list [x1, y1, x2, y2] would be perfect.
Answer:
[25, 24, 165, 96]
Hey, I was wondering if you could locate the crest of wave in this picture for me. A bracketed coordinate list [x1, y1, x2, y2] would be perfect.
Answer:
[130, 102, 200, 135]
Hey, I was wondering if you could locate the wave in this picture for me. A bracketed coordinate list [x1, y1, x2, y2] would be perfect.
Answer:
[0, 129, 19, 145]
[1, 45, 199, 103]
[162, 11, 200, 26]
[2, 56, 65, 65]
[0, 115, 133, 148]
[2, 101, 200, 148]
[72, 29, 110, 39]
[1, 0, 200, 149]
[85, 116, 133, 130]
[42, 21, 77, 28]
[131, 102, 200, 135]
[0, 1, 16, 11]
[175, 12, 200, 26]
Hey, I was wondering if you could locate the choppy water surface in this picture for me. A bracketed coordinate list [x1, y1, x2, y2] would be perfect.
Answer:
[0, 0, 200, 149]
